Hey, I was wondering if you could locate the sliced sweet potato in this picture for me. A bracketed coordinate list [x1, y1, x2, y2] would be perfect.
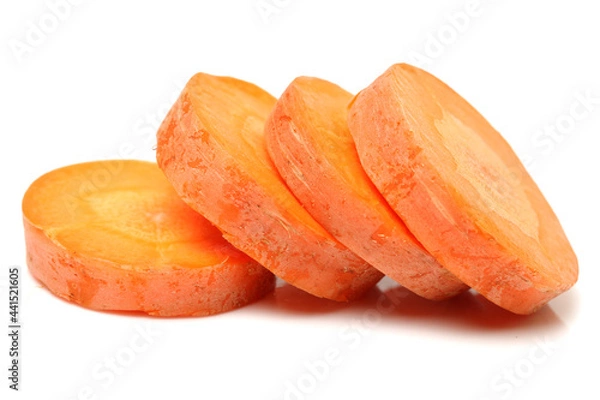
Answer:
[348, 63, 578, 314]
[265, 76, 467, 300]
[156, 73, 382, 301]
[22, 160, 275, 317]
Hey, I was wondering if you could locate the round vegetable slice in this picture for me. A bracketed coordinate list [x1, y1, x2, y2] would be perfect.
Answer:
[265, 76, 467, 300]
[23, 160, 275, 317]
[348, 63, 578, 314]
[156, 73, 382, 301]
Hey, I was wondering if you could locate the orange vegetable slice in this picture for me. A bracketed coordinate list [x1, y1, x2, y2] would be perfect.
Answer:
[23, 160, 275, 316]
[156, 73, 382, 301]
[348, 63, 578, 314]
[265, 76, 467, 300]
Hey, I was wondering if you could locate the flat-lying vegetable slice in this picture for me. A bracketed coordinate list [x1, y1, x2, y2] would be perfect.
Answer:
[156, 73, 382, 301]
[22, 160, 275, 317]
[265, 76, 467, 300]
[348, 63, 578, 314]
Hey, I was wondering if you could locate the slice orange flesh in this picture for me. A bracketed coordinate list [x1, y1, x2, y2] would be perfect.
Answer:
[156, 73, 382, 301]
[347, 63, 578, 314]
[23, 160, 275, 317]
[265, 76, 467, 300]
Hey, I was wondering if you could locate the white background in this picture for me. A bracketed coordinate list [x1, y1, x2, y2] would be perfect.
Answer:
[2, 1, 599, 399]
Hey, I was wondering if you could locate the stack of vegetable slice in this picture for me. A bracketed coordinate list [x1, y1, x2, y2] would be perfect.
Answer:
[23, 63, 578, 316]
